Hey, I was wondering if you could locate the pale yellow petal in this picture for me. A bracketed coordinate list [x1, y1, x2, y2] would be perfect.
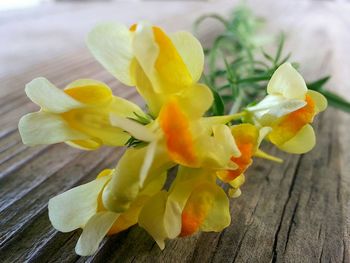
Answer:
[18, 112, 89, 146]
[102, 145, 172, 213]
[257, 127, 272, 146]
[110, 96, 147, 119]
[229, 174, 245, 189]
[65, 139, 102, 150]
[213, 124, 241, 158]
[109, 114, 156, 142]
[61, 108, 131, 147]
[25, 77, 83, 113]
[181, 182, 230, 235]
[87, 23, 134, 86]
[138, 191, 168, 249]
[267, 63, 307, 100]
[75, 211, 119, 256]
[170, 31, 204, 82]
[48, 175, 110, 232]
[229, 188, 242, 198]
[132, 22, 159, 91]
[307, 90, 327, 114]
[177, 83, 213, 119]
[164, 167, 215, 238]
[278, 124, 316, 154]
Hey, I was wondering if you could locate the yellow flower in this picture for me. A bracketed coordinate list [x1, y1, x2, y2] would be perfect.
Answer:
[103, 94, 240, 213]
[90, 22, 242, 213]
[247, 63, 327, 153]
[48, 168, 166, 256]
[138, 167, 230, 249]
[18, 78, 146, 150]
[87, 21, 204, 116]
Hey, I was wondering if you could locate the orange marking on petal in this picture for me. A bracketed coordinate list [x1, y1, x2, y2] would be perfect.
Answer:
[218, 124, 257, 182]
[159, 99, 197, 166]
[180, 186, 213, 237]
[269, 95, 315, 145]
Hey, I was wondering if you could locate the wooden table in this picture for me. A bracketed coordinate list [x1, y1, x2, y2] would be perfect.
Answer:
[0, 1, 349, 262]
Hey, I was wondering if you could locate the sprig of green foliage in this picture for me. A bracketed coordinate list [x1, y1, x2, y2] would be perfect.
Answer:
[194, 5, 350, 115]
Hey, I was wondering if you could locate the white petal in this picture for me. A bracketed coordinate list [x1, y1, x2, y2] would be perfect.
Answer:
[18, 112, 89, 146]
[278, 124, 316, 154]
[48, 176, 110, 232]
[87, 23, 134, 86]
[267, 63, 307, 99]
[247, 95, 306, 119]
[170, 31, 204, 82]
[25, 78, 83, 113]
[109, 114, 156, 142]
[75, 212, 119, 256]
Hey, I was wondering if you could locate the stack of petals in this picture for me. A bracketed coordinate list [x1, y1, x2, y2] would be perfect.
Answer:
[18, 21, 327, 256]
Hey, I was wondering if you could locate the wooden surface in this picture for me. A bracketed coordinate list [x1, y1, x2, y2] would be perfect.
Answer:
[0, 1, 349, 262]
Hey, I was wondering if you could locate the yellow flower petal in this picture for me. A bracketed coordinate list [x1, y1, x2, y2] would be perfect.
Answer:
[132, 22, 160, 90]
[278, 124, 316, 154]
[64, 79, 113, 105]
[176, 83, 213, 119]
[170, 31, 204, 82]
[229, 174, 245, 189]
[18, 112, 89, 146]
[133, 23, 193, 94]
[267, 63, 307, 100]
[106, 172, 167, 236]
[164, 167, 215, 238]
[87, 23, 134, 86]
[152, 26, 193, 93]
[307, 90, 327, 114]
[75, 211, 119, 256]
[132, 60, 163, 115]
[138, 191, 168, 249]
[66, 139, 102, 150]
[109, 114, 156, 142]
[180, 182, 230, 236]
[268, 95, 315, 146]
[212, 124, 240, 158]
[25, 77, 83, 113]
[102, 145, 172, 213]
[48, 175, 110, 232]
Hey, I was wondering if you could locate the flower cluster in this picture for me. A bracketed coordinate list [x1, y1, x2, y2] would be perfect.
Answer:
[18, 21, 327, 256]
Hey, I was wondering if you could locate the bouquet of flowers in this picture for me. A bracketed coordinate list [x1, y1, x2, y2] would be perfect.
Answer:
[18, 7, 347, 256]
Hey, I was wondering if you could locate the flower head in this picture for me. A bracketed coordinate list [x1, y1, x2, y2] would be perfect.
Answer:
[48, 168, 166, 256]
[247, 63, 327, 153]
[19, 78, 145, 149]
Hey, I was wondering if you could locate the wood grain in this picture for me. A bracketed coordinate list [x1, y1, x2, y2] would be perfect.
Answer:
[0, 1, 349, 262]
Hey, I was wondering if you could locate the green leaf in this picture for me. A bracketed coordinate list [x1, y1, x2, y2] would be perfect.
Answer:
[210, 88, 225, 116]
[307, 76, 331, 91]
[319, 90, 350, 113]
